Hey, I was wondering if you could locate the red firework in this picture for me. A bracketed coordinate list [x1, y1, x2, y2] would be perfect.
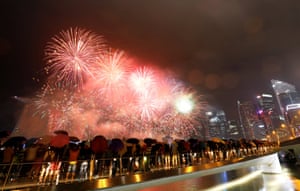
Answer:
[44, 27, 105, 89]
[25, 27, 208, 140]
[94, 49, 131, 101]
[129, 66, 156, 95]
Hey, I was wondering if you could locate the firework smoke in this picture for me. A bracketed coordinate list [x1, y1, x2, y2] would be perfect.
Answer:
[27, 27, 208, 140]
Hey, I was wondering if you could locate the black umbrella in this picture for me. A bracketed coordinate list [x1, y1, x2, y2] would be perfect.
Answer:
[144, 138, 157, 146]
[151, 143, 163, 152]
[25, 137, 39, 147]
[188, 138, 198, 144]
[109, 138, 124, 153]
[69, 136, 80, 144]
[69, 136, 81, 150]
[126, 138, 139, 144]
[3, 136, 27, 148]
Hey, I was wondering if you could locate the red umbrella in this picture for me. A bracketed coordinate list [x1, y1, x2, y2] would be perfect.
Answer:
[50, 134, 69, 148]
[90, 135, 108, 154]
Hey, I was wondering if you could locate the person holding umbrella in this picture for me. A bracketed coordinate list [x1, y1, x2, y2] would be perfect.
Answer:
[90, 135, 108, 177]
[65, 144, 80, 182]
[108, 138, 124, 176]
[38, 147, 59, 184]
[1, 145, 14, 180]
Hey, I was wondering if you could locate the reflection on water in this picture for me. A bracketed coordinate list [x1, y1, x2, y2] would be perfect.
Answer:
[140, 164, 300, 191]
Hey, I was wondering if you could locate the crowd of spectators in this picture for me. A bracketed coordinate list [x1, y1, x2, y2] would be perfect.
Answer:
[0, 135, 278, 185]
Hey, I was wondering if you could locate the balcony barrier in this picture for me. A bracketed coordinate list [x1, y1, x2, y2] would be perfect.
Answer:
[0, 144, 278, 190]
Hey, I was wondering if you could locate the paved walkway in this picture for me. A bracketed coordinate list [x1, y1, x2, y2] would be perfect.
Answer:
[0, 153, 272, 191]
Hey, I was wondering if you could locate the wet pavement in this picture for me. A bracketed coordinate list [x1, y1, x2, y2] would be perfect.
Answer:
[1, 154, 267, 191]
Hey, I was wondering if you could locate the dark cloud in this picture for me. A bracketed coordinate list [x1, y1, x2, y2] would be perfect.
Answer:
[1, 0, 300, 120]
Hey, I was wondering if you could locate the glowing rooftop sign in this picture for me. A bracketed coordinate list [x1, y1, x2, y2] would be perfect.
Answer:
[286, 104, 300, 111]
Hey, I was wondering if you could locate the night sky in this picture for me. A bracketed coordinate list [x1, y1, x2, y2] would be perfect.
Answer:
[1, 0, 300, 130]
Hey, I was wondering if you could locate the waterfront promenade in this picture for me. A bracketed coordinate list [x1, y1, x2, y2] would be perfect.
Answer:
[1, 151, 279, 191]
[0, 134, 280, 191]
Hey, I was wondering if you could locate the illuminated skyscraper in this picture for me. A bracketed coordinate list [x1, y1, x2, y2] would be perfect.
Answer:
[237, 100, 257, 139]
[255, 93, 275, 131]
[205, 107, 227, 139]
[226, 120, 241, 139]
[271, 79, 300, 138]
[271, 79, 300, 116]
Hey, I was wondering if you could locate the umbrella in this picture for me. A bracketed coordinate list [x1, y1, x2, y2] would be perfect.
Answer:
[253, 139, 264, 145]
[50, 134, 69, 148]
[69, 136, 81, 150]
[90, 135, 108, 154]
[211, 137, 225, 144]
[3, 136, 27, 147]
[109, 138, 124, 153]
[143, 138, 157, 146]
[69, 136, 80, 144]
[188, 138, 198, 145]
[249, 141, 257, 147]
[151, 143, 163, 152]
[25, 137, 39, 147]
[126, 138, 139, 144]
[54, 130, 69, 136]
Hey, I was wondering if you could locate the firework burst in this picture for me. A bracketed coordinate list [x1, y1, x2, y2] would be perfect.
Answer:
[44, 27, 105, 89]
[129, 66, 156, 95]
[133, 90, 161, 121]
[20, 27, 209, 140]
[93, 49, 132, 103]
[33, 80, 77, 132]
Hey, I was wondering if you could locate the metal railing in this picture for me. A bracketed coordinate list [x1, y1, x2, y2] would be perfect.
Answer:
[0, 144, 278, 190]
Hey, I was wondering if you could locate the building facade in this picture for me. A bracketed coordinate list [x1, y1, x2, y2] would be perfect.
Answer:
[271, 79, 300, 138]
[226, 120, 241, 140]
[205, 107, 228, 139]
[237, 100, 260, 139]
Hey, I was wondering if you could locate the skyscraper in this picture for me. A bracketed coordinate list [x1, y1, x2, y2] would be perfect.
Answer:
[205, 107, 227, 139]
[226, 120, 241, 140]
[271, 79, 300, 116]
[255, 93, 275, 131]
[237, 100, 257, 139]
[271, 79, 300, 138]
